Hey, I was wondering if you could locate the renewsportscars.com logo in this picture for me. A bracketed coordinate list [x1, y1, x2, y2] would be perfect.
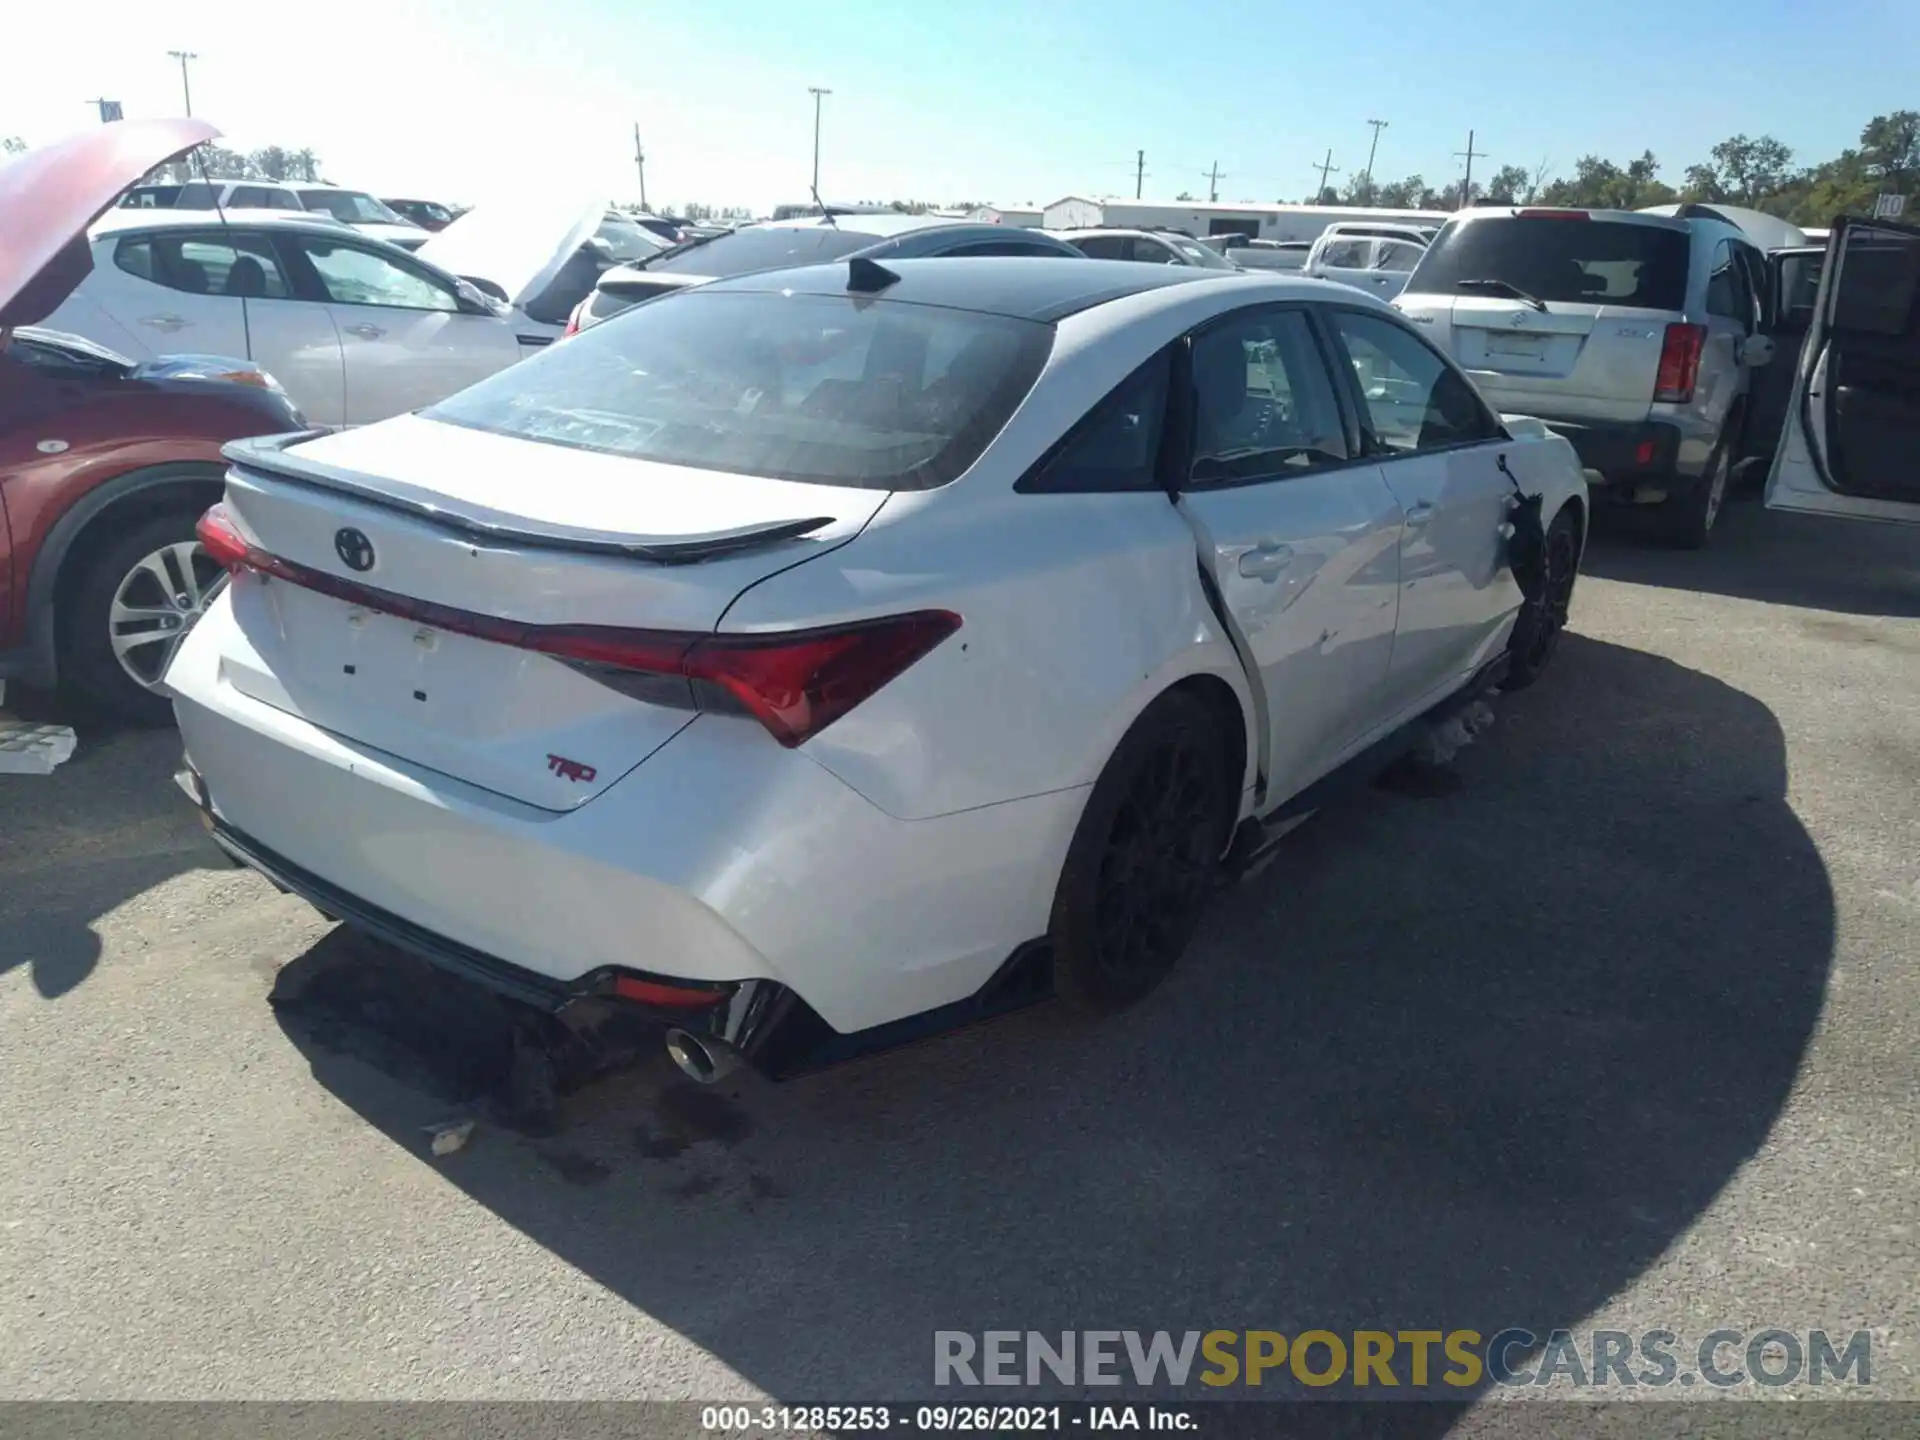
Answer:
[934, 1329, 1874, 1390]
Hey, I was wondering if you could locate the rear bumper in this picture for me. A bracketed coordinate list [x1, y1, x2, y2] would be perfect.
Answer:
[167, 596, 1082, 1038]
[1525, 414, 1718, 493]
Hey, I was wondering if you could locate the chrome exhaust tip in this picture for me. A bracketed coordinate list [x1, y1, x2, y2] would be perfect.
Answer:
[664, 1028, 741, 1085]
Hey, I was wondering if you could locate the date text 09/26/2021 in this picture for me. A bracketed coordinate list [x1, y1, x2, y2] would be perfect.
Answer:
[702, 1406, 1191, 1432]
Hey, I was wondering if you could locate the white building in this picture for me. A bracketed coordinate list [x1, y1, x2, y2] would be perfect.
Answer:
[1040, 197, 1452, 244]
[966, 205, 1045, 229]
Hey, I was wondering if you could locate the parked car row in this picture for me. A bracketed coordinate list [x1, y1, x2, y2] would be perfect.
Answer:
[6, 118, 1915, 1093]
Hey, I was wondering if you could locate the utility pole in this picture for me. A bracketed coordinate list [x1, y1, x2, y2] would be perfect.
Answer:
[632, 123, 648, 209]
[1135, 149, 1145, 200]
[1312, 148, 1341, 200]
[808, 86, 832, 197]
[1454, 128, 1488, 209]
[1363, 118, 1388, 186]
[167, 50, 197, 117]
[1206, 161, 1223, 203]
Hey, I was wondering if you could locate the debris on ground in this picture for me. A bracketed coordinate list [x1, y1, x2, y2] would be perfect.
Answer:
[425, 1118, 476, 1156]
[0, 720, 78, 775]
[1374, 698, 1499, 799]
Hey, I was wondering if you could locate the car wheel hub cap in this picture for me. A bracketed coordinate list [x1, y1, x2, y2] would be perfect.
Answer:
[109, 541, 220, 692]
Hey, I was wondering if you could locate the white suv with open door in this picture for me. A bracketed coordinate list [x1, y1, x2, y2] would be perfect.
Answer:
[1766, 214, 1920, 526]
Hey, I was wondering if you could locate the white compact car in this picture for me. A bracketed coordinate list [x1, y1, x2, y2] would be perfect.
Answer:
[1304, 232, 1428, 299]
[168, 258, 1588, 1083]
[40, 211, 558, 427]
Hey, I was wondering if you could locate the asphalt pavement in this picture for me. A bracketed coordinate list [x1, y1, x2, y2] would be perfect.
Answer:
[1, 494, 1915, 1425]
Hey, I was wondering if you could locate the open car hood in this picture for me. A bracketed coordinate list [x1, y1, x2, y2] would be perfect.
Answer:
[414, 191, 603, 309]
[0, 117, 219, 327]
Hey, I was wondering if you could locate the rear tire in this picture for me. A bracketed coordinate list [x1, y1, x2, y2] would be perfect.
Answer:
[1049, 690, 1238, 1015]
[1654, 428, 1734, 550]
[59, 509, 222, 727]
[1501, 507, 1581, 690]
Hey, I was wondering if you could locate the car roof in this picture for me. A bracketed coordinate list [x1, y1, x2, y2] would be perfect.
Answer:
[1448, 206, 1697, 234]
[696, 255, 1257, 322]
[759, 211, 963, 239]
[1052, 227, 1189, 240]
[90, 209, 357, 237]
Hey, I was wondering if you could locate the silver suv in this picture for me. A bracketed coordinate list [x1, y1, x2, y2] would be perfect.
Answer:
[1395, 207, 1775, 546]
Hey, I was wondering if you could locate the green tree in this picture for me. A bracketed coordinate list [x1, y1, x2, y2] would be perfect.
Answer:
[1700, 134, 1795, 206]
[1342, 172, 1379, 206]
[248, 146, 290, 181]
[1484, 164, 1532, 204]
[2, 135, 25, 155]
[1858, 110, 1920, 193]
[1373, 175, 1427, 208]
[285, 148, 321, 182]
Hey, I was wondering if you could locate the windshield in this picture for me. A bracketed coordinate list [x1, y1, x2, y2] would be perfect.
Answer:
[297, 189, 414, 226]
[1405, 216, 1691, 309]
[643, 226, 884, 277]
[595, 215, 666, 264]
[424, 289, 1054, 490]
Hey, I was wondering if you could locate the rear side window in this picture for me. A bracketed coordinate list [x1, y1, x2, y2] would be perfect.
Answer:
[1406, 216, 1691, 310]
[426, 290, 1055, 491]
[1374, 241, 1424, 273]
[113, 232, 293, 299]
[1188, 308, 1349, 483]
[1317, 238, 1372, 269]
[173, 182, 220, 209]
[1019, 351, 1171, 493]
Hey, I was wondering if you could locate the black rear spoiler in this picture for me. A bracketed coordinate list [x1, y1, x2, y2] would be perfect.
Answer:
[220, 433, 834, 565]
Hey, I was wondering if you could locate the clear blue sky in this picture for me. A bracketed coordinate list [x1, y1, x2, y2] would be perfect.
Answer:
[10, 0, 1917, 213]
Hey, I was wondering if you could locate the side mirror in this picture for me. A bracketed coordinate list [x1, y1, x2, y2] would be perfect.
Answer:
[1739, 334, 1776, 367]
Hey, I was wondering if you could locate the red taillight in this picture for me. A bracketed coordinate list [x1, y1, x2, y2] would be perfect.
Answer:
[1653, 322, 1706, 404]
[1515, 208, 1591, 220]
[193, 503, 960, 748]
[534, 611, 963, 748]
[196, 503, 250, 571]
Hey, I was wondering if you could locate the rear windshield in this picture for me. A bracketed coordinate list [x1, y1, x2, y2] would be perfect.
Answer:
[643, 226, 886, 277]
[425, 289, 1054, 490]
[1405, 216, 1691, 310]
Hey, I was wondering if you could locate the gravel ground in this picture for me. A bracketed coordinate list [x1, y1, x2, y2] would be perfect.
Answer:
[1, 494, 1914, 1426]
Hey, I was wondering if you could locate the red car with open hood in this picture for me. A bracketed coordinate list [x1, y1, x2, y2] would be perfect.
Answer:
[0, 118, 310, 722]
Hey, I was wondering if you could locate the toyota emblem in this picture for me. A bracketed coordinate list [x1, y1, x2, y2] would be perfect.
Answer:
[1508, 311, 1529, 327]
[334, 527, 376, 572]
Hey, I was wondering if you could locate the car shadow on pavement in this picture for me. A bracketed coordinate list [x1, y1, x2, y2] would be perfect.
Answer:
[0, 717, 220, 999]
[272, 633, 1834, 1425]
[1584, 495, 1920, 618]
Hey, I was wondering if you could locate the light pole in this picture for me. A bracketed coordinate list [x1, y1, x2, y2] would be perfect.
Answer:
[168, 50, 198, 117]
[808, 86, 832, 197]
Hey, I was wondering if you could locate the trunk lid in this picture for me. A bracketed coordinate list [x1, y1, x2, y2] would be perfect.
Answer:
[414, 192, 604, 310]
[0, 117, 218, 327]
[1402, 295, 1672, 422]
[214, 417, 885, 811]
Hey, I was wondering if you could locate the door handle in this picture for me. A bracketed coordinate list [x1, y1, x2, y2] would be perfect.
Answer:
[1236, 541, 1294, 580]
[139, 313, 188, 332]
[1403, 501, 1436, 528]
[344, 322, 386, 340]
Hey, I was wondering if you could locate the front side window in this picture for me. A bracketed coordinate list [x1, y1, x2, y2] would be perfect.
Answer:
[113, 232, 292, 299]
[1188, 308, 1348, 485]
[1071, 234, 1133, 261]
[425, 289, 1054, 490]
[1021, 351, 1171, 493]
[1328, 309, 1499, 454]
[295, 239, 459, 311]
[1374, 241, 1425, 273]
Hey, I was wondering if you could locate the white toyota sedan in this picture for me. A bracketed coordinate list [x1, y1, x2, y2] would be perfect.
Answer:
[168, 258, 1587, 1083]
